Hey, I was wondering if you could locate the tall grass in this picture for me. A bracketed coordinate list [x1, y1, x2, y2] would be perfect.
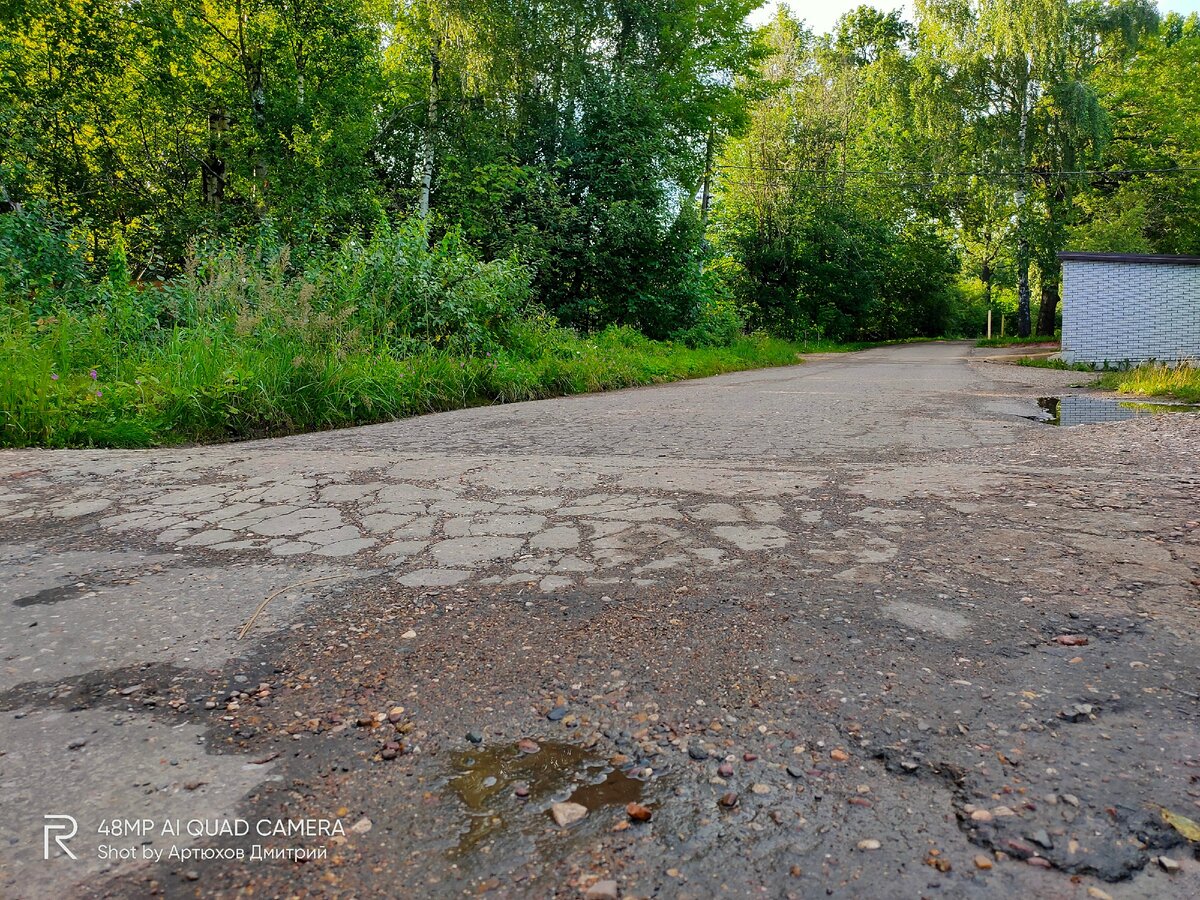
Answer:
[1, 220, 801, 448]
[1096, 362, 1200, 403]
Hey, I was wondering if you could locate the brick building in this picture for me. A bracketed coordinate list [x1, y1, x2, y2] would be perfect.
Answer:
[1059, 251, 1200, 366]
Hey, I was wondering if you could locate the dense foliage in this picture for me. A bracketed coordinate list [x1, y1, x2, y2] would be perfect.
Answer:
[2, 1, 1198, 445]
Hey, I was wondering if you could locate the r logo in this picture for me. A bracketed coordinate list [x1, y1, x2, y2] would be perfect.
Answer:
[43, 815, 78, 860]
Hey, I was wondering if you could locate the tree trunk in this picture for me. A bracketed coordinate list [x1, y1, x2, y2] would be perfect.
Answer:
[1015, 59, 1032, 338]
[202, 108, 227, 209]
[418, 42, 441, 220]
[1036, 275, 1059, 336]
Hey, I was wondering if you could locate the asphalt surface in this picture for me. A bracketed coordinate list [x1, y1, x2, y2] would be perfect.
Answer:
[1, 342, 1198, 899]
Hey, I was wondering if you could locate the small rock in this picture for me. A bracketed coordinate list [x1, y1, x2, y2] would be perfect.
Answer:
[1061, 793, 1080, 807]
[387, 707, 406, 723]
[401, 629, 417, 639]
[717, 761, 734, 777]
[1157, 856, 1181, 874]
[514, 783, 530, 798]
[550, 801, 587, 827]
[1026, 857, 1053, 869]
[184, 870, 200, 882]
[719, 791, 739, 808]
[66, 739, 87, 751]
[1027, 829, 1054, 850]
[584, 880, 618, 900]
[751, 783, 771, 795]
[829, 748, 850, 762]
[1053, 634, 1088, 646]
[974, 854, 993, 870]
[547, 705, 568, 722]
[688, 745, 709, 761]
[350, 817, 372, 834]
[786, 765, 804, 779]
[626, 802, 652, 822]
[743, 752, 758, 762]
[517, 738, 540, 754]
[1087, 889, 1113, 900]
[466, 730, 483, 744]
[857, 839, 881, 851]
[992, 806, 1016, 817]
[120, 685, 143, 696]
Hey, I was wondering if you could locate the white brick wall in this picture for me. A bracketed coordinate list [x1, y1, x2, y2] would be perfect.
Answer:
[1060, 254, 1200, 365]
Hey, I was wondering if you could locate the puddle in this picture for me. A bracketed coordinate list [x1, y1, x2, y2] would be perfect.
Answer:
[1030, 396, 1200, 426]
[447, 740, 645, 855]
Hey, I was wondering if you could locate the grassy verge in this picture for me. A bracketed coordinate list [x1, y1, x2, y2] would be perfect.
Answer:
[1012, 356, 1200, 403]
[1095, 363, 1200, 403]
[0, 315, 802, 448]
[1013, 357, 1096, 372]
[976, 334, 1060, 348]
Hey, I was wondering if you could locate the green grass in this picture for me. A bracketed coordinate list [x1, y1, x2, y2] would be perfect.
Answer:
[976, 334, 1060, 348]
[0, 312, 803, 448]
[1095, 363, 1200, 403]
[1014, 356, 1096, 372]
[798, 336, 944, 353]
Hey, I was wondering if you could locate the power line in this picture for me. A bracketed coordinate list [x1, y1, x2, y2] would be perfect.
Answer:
[715, 164, 1200, 179]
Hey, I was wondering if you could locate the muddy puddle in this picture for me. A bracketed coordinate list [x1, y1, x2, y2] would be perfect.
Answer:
[1031, 396, 1200, 426]
[446, 740, 646, 856]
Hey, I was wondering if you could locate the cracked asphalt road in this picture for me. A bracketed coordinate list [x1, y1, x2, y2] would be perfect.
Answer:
[1, 341, 1198, 898]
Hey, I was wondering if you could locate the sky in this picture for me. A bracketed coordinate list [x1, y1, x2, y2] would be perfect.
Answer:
[749, 1, 1200, 36]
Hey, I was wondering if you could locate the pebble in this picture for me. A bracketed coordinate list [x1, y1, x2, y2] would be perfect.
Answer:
[743, 752, 758, 762]
[387, 707, 406, 723]
[584, 880, 618, 900]
[857, 839, 881, 851]
[514, 783, 530, 798]
[466, 730, 483, 744]
[1087, 889, 1113, 900]
[1053, 634, 1088, 646]
[974, 854, 993, 870]
[970, 809, 993, 822]
[688, 745, 709, 761]
[550, 801, 588, 827]
[626, 802, 652, 822]
[829, 748, 850, 762]
[517, 738, 540, 754]
[184, 870, 199, 881]
[786, 765, 804, 779]
[402, 629, 417, 639]
[67, 739, 87, 751]
[717, 762, 734, 777]
[1157, 856, 1180, 874]
[1027, 829, 1054, 850]
[751, 783, 771, 795]
[719, 791, 739, 808]
[547, 705, 568, 722]
[350, 817, 372, 834]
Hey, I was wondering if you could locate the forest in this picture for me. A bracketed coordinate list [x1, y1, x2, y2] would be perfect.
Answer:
[2, 0, 1198, 446]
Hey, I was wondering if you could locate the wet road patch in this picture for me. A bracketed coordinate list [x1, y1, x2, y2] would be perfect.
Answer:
[1031, 396, 1200, 426]
[448, 740, 646, 855]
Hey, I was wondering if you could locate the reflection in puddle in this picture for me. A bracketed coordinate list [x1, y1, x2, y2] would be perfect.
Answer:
[1033, 396, 1200, 426]
[447, 741, 644, 855]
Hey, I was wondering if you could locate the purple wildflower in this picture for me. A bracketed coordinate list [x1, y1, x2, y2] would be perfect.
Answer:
[89, 369, 98, 380]
[50, 373, 59, 381]
[95, 390, 102, 398]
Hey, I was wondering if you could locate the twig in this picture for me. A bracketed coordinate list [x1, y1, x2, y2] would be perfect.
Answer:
[238, 574, 346, 640]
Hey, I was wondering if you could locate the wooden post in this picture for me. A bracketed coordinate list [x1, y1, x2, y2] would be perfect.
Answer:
[987, 308, 993, 340]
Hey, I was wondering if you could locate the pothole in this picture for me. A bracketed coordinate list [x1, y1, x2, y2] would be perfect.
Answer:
[1029, 396, 1200, 426]
[446, 740, 646, 855]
